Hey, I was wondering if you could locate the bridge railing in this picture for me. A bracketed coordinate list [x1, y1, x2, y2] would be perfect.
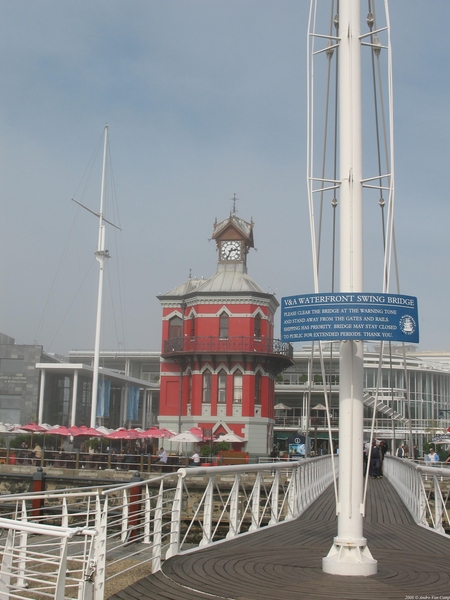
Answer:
[0, 455, 336, 600]
[383, 455, 450, 535]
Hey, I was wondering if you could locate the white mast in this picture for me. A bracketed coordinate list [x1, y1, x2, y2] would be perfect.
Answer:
[72, 124, 121, 428]
[322, 0, 377, 576]
[90, 124, 109, 428]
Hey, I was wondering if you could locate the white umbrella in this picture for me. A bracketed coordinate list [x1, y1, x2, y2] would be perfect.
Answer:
[215, 432, 245, 443]
[169, 431, 202, 443]
[274, 403, 291, 410]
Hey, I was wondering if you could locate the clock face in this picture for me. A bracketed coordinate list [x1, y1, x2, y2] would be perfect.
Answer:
[220, 240, 242, 260]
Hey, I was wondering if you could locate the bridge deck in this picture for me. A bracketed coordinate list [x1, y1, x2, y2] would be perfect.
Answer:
[110, 477, 450, 600]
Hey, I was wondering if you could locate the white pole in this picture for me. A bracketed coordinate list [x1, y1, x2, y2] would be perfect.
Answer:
[90, 125, 110, 428]
[323, 0, 377, 576]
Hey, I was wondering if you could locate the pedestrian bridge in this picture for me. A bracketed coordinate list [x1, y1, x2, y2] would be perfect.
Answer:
[0, 456, 449, 599]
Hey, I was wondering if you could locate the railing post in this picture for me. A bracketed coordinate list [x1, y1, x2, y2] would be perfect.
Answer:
[433, 475, 445, 534]
[249, 472, 261, 532]
[165, 473, 183, 559]
[226, 474, 241, 538]
[143, 484, 151, 544]
[93, 495, 107, 600]
[200, 476, 215, 545]
[152, 480, 164, 571]
[54, 537, 68, 600]
[0, 529, 14, 599]
[269, 470, 280, 526]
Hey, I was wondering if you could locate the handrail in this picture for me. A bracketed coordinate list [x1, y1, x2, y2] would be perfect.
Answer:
[0, 455, 335, 599]
[383, 455, 450, 535]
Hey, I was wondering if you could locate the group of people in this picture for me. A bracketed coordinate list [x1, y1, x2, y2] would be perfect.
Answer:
[364, 439, 389, 479]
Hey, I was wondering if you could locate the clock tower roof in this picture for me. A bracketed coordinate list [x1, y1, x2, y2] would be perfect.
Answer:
[211, 213, 254, 249]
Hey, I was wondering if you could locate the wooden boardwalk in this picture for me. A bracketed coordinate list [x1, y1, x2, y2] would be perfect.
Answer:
[110, 477, 450, 600]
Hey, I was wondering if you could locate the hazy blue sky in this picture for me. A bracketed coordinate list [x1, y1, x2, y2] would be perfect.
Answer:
[0, 1, 448, 356]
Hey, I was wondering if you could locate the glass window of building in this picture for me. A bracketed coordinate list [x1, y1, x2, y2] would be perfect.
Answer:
[219, 312, 229, 338]
[203, 370, 212, 404]
[218, 370, 227, 403]
[168, 316, 183, 339]
[233, 371, 243, 404]
[255, 372, 261, 404]
[254, 314, 261, 338]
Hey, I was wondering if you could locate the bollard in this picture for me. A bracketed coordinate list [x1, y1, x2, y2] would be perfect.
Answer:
[31, 467, 46, 520]
[128, 471, 142, 541]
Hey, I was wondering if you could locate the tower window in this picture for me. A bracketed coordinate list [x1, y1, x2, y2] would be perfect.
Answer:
[219, 312, 229, 338]
[218, 370, 227, 403]
[233, 371, 243, 404]
[190, 314, 195, 338]
[168, 316, 182, 339]
[255, 372, 261, 404]
[254, 314, 261, 338]
[203, 370, 212, 404]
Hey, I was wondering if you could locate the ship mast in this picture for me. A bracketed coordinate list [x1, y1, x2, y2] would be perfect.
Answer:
[72, 124, 121, 428]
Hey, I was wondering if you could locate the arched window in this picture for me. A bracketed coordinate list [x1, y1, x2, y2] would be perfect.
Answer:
[218, 369, 227, 403]
[203, 370, 212, 404]
[255, 372, 261, 404]
[168, 316, 182, 339]
[233, 371, 243, 404]
[219, 312, 229, 338]
[190, 314, 195, 338]
[254, 314, 261, 338]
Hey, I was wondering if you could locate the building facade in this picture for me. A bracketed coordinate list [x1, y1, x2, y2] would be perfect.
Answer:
[157, 211, 293, 454]
[0, 333, 60, 425]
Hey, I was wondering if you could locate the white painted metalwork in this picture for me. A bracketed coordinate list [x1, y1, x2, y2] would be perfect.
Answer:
[0, 517, 97, 600]
[383, 455, 450, 535]
[0, 457, 335, 599]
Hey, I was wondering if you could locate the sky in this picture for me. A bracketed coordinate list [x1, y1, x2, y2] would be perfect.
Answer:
[0, 1, 449, 356]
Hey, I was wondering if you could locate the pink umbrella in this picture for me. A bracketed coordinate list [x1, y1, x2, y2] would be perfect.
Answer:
[14, 422, 48, 447]
[158, 428, 175, 439]
[49, 426, 72, 436]
[189, 427, 204, 440]
[142, 426, 163, 438]
[70, 425, 105, 437]
[107, 428, 140, 440]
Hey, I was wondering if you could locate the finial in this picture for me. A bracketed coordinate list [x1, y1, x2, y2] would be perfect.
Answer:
[189, 268, 192, 279]
[231, 193, 238, 216]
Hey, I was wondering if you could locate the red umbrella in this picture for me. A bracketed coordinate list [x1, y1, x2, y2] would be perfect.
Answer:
[158, 428, 175, 439]
[70, 425, 105, 437]
[189, 427, 204, 440]
[49, 426, 72, 436]
[14, 422, 48, 448]
[143, 426, 163, 438]
[18, 423, 47, 433]
[107, 428, 140, 440]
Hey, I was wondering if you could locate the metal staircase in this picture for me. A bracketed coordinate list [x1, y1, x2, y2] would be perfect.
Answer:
[363, 392, 408, 424]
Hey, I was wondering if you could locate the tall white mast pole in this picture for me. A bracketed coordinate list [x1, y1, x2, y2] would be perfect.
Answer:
[90, 124, 110, 428]
[322, 1, 377, 576]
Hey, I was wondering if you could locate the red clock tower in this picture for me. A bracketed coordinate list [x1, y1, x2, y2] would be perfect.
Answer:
[157, 209, 293, 454]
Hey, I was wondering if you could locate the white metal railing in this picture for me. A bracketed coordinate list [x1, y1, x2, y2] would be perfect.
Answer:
[383, 455, 450, 535]
[0, 455, 335, 599]
[0, 516, 97, 600]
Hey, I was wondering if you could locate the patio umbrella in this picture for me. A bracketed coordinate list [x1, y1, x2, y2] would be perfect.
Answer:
[215, 432, 245, 443]
[189, 427, 204, 440]
[143, 426, 163, 438]
[15, 422, 48, 447]
[170, 431, 201, 443]
[274, 403, 291, 410]
[158, 428, 175, 439]
[107, 428, 140, 440]
[70, 425, 105, 437]
[48, 425, 73, 450]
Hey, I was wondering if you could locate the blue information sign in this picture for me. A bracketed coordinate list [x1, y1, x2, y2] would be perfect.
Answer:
[281, 293, 419, 343]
